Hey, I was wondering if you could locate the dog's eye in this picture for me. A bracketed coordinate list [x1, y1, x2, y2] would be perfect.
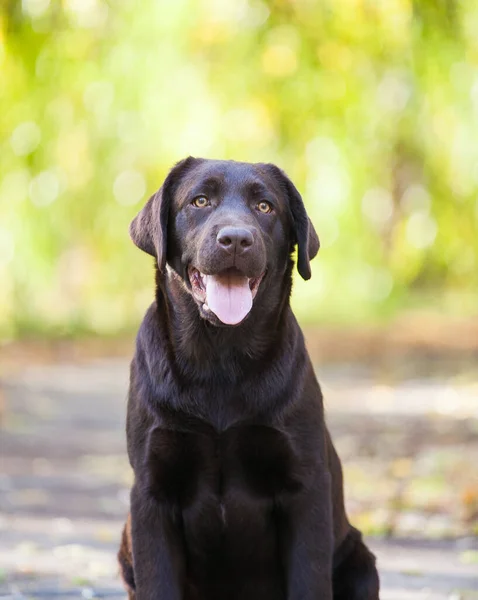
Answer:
[192, 196, 210, 208]
[257, 201, 272, 214]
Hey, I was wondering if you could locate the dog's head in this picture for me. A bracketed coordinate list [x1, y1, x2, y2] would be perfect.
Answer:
[130, 158, 319, 327]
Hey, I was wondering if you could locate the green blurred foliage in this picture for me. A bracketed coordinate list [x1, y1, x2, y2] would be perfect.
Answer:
[1, 0, 477, 339]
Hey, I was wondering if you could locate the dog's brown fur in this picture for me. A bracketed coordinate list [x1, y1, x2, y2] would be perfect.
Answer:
[119, 158, 380, 600]
[118, 514, 135, 599]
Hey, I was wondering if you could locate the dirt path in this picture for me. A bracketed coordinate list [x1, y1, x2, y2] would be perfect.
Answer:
[1, 358, 477, 599]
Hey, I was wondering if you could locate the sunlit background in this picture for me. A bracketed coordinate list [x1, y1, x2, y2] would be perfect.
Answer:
[1, 1, 477, 598]
[2, 0, 478, 337]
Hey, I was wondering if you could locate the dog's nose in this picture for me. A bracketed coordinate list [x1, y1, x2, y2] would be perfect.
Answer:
[216, 227, 254, 254]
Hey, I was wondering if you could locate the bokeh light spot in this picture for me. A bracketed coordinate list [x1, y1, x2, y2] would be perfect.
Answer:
[307, 164, 350, 213]
[317, 217, 339, 249]
[401, 184, 431, 214]
[65, 0, 108, 28]
[113, 170, 146, 206]
[10, 122, 41, 156]
[371, 269, 394, 301]
[307, 137, 342, 166]
[362, 187, 394, 227]
[262, 43, 298, 77]
[406, 211, 437, 249]
[377, 71, 411, 113]
[29, 171, 60, 207]
[22, 0, 50, 18]
[83, 81, 115, 115]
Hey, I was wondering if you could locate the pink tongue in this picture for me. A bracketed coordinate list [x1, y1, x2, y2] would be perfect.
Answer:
[205, 271, 252, 325]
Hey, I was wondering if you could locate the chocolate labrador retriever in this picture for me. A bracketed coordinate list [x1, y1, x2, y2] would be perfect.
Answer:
[118, 157, 380, 600]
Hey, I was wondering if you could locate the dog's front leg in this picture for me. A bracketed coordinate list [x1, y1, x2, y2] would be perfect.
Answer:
[130, 483, 185, 600]
[281, 472, 334, 600]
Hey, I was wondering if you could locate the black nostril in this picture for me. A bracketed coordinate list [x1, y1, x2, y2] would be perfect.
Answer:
[217, 227, 254, 252]
[218, 235, 232, 247]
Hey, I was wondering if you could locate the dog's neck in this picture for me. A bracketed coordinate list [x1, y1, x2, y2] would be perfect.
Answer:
[152, 262, 295, 380]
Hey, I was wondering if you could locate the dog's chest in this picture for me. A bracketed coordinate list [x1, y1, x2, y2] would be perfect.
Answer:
[146, 423, 302, 507]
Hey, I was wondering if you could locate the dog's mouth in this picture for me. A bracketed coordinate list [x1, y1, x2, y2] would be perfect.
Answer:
[188, 266, 264, 326]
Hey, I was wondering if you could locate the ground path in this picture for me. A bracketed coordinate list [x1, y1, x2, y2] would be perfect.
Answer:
[1, 355, 477, 599]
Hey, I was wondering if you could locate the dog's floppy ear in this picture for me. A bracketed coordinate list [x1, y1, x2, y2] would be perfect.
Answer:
[264, 164, 320, 280]
[129, 157, 197, 271]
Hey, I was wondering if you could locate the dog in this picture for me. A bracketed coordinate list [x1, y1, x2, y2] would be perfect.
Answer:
[118, 157, 380, 600]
